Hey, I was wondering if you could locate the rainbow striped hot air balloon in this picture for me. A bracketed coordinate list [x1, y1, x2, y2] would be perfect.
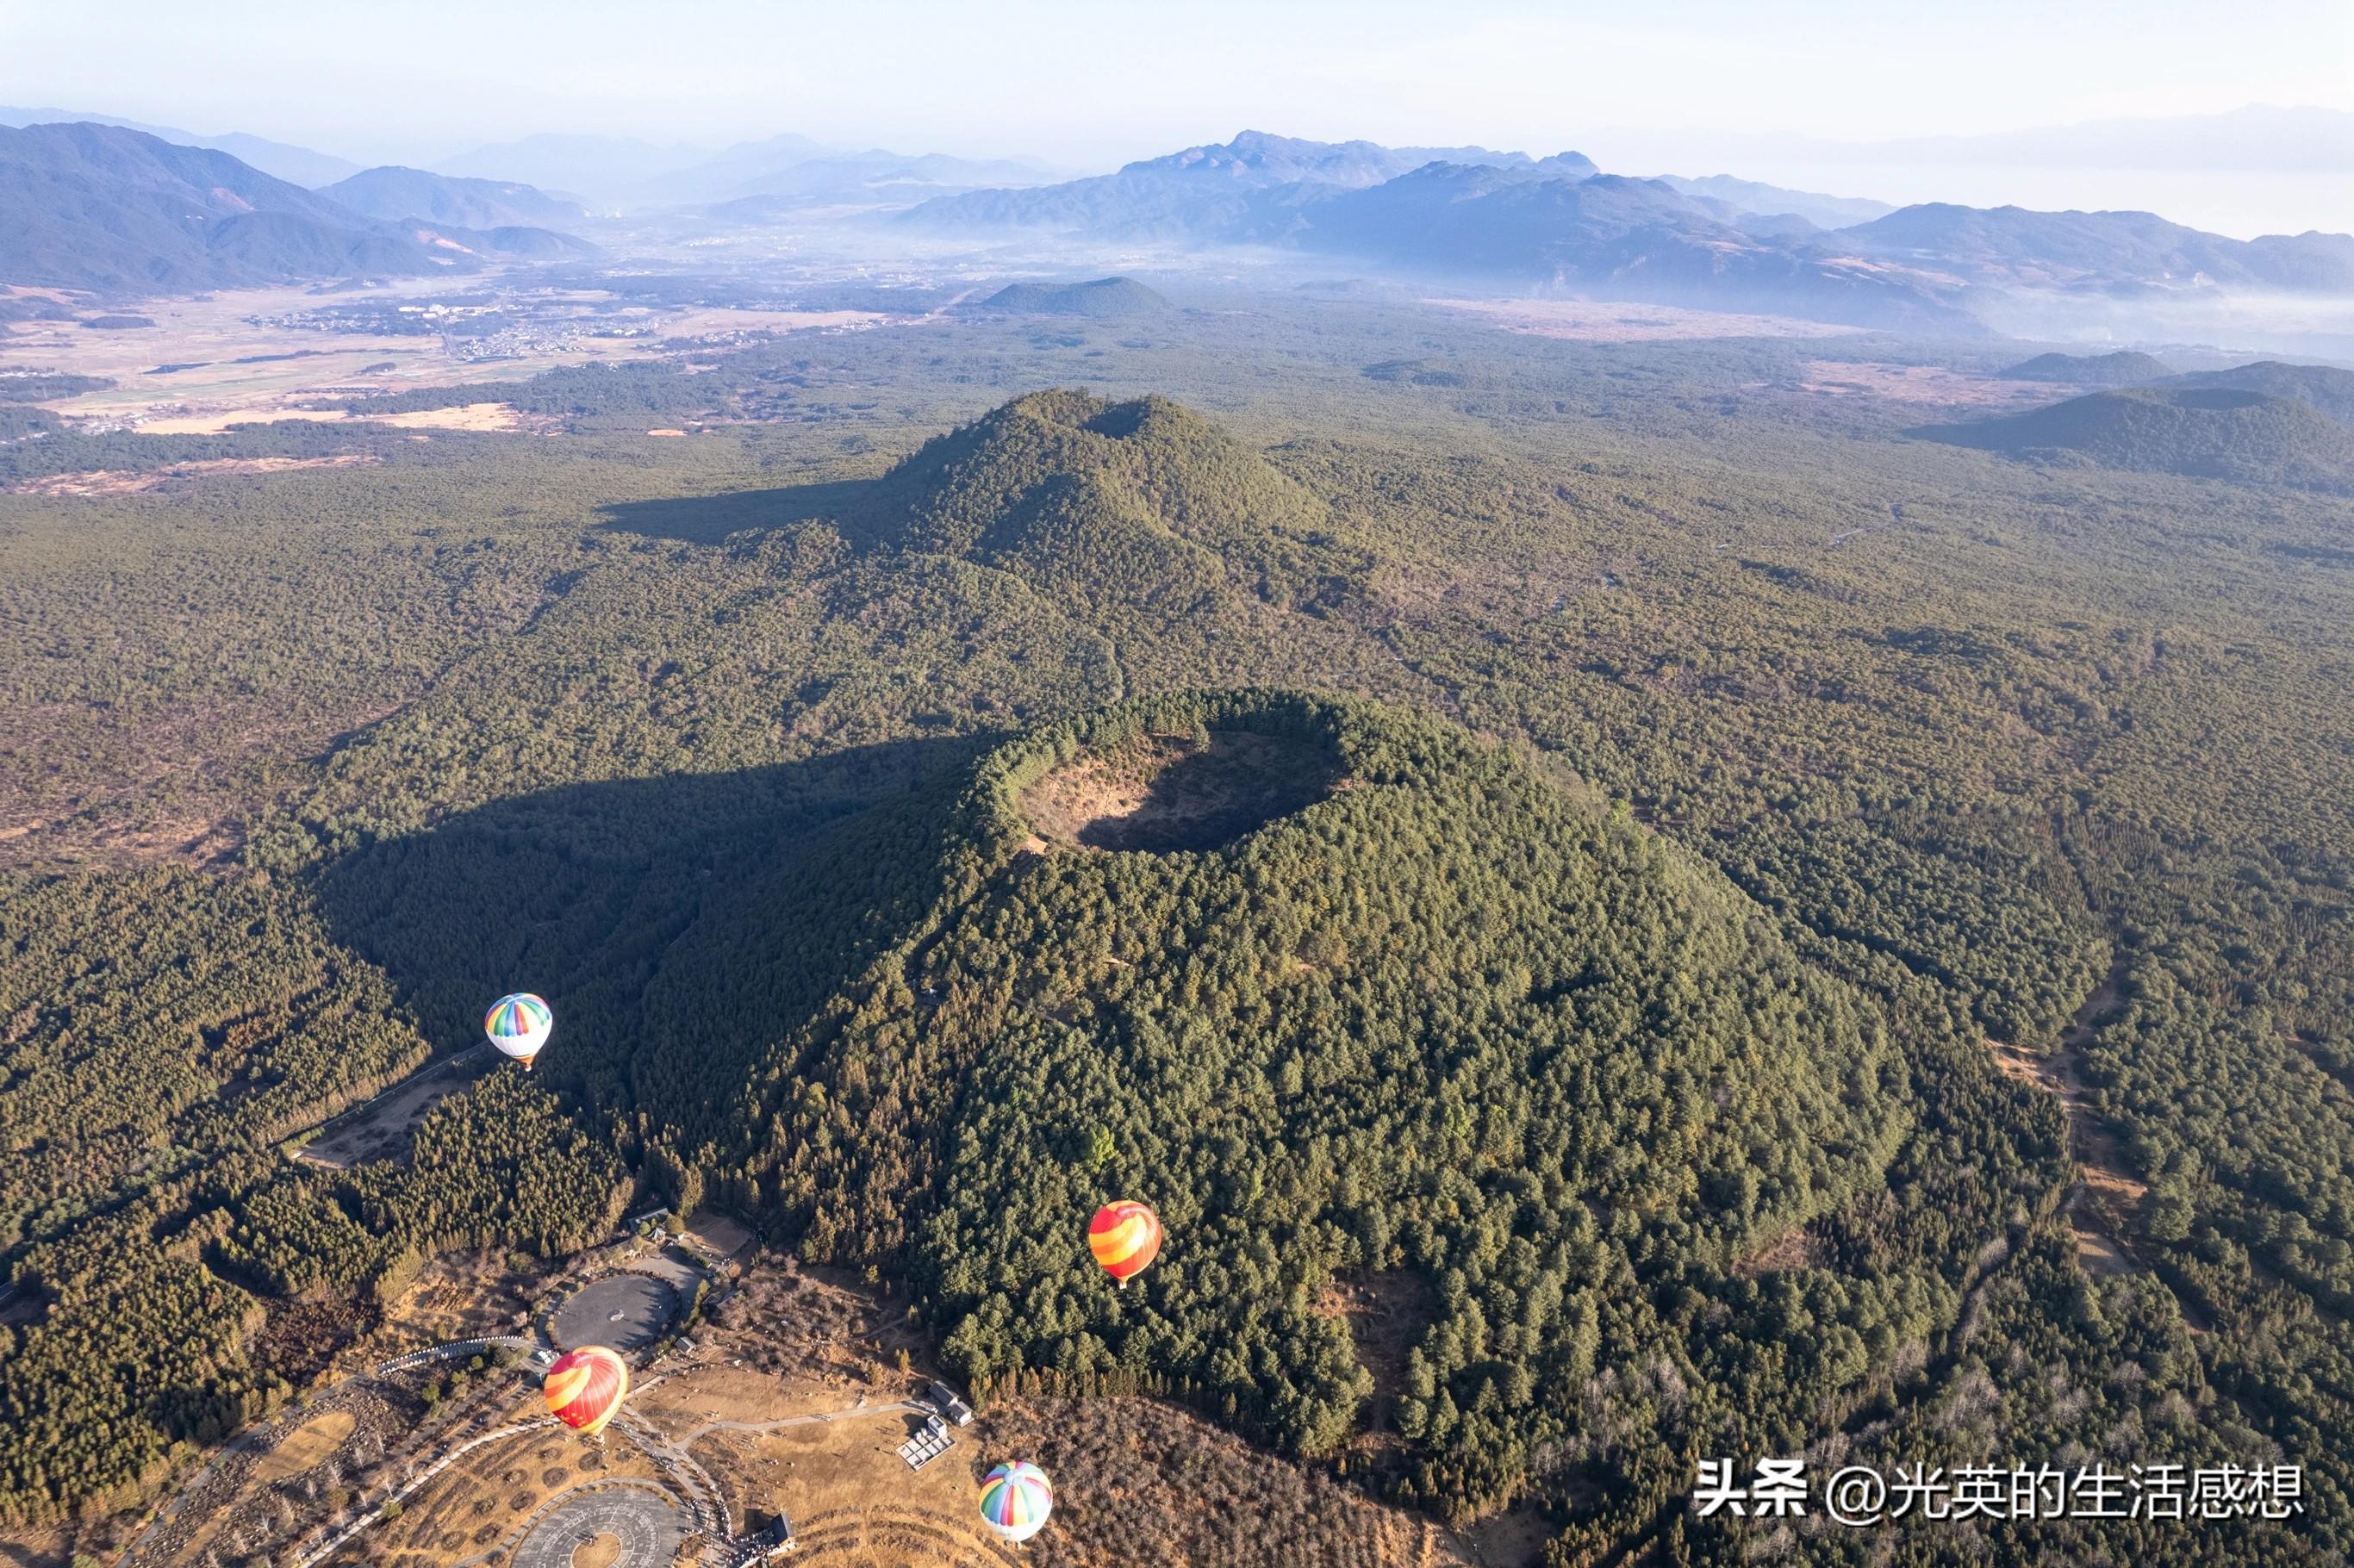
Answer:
[542, 1345, 628, 1438]
[484, 992, 553, 1071]
[978, 1459, 1054, 1545]
[1087, 1199, 1161, 1288]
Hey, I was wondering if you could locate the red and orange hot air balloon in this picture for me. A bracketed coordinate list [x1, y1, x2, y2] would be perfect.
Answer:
[1087, 1200, 1161, 1288]
[543, 1346, 629, 1438]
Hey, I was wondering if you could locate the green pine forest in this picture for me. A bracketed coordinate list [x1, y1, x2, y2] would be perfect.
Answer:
[2, 294, 2351, 1566]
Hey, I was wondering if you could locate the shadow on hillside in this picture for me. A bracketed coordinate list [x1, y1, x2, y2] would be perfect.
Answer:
[597, 477, 885, 545]
[308, 735, 984, 1137]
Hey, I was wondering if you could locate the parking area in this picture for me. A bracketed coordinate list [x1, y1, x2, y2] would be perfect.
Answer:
[551, 1274, 678, 1354]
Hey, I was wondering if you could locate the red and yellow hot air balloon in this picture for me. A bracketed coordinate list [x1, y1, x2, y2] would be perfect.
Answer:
[1087, 1200, 1161, 1288]
[543, 1346, 629, 1438]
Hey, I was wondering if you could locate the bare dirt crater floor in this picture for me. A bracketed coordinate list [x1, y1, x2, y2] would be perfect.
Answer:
[1019, 730, 1344, 853]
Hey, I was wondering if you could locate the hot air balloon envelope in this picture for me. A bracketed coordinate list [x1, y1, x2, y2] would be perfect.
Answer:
[979, 1459, 1054, 1543]
[485, 992, 553, 1067]
[543, 1345, 628, 1436]
[1088, 1200, 1161, 1285]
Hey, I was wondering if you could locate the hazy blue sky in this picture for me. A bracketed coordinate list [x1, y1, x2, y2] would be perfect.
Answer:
[5, 0, 2351, 229]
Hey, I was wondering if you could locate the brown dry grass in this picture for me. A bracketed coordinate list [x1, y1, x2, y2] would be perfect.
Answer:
[4, 281, 888, 430]
[1317, 1271, 1437, 1442]
[682, 1208, 759, 1260]
[697, 1415, 1008, 1568]
[1733, 1225, 1830, 1277]
[0, 1521, 80, 1568]
[375, 1243, 549, 1350]
[9, 453, 380, 495]
[1428, 296, 1859, 342]
[141, 1255, 1476, 1567]
[982, 1396, 1469, 1568]
[1459, 1501, 1552, 1568]
[1796, 361, 2054, 408]
[133, 401, 521, 435]
[252, 1410, 357, 1485]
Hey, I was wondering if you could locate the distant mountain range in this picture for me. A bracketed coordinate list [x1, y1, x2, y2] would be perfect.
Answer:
[1999, 351, 2174, 385]
[319, 165, 588, 228]
[907, 130, 1578, 240]
[0, 123, 589, 292]
[433, 133, 710, 206]
[903, 133, 1962, 329]
[701, 149, 1062, 217]
[433, 130, 1062, 212]
[0, 104, 362, 186]
[1653, 174, 1894, 231]
[1829, 203, 2354, 293]
[902, 130, 2354, 333]
[12, 114, 2354, 340]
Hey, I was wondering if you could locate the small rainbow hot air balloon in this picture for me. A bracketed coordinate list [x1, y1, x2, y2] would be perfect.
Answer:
[484, 992, 553, 1071]
[1087, 1200, 1161, 1288]
[978, 1459, 1054, 1545]
[542, 1345, 628, 1438]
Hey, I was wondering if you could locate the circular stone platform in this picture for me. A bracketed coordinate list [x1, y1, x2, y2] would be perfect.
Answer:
[510, 1485, 686, 1568]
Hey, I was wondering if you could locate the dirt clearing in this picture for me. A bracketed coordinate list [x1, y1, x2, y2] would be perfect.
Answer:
[132, 401, 522, 435]
[1317, 1271, 1437, 1435]
[1990, 965, 2150, 1280]
[297, 1048, 495, 1168]
[10, 453, 381, 496]
[1021, 731, 1344, 852]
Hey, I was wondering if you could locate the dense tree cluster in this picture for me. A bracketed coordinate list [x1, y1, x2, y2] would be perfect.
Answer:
[0, 872, 620, 1522]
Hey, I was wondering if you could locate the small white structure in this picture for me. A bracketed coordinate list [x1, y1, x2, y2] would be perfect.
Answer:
[897, 1414, 954, 1471]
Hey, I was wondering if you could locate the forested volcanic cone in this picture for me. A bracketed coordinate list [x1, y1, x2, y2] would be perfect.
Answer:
[655, 689, 1910, 1509]
[841, 388, 1370, 613]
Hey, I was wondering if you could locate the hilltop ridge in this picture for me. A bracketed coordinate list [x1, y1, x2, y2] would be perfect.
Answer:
[847, 389, 1361, 612]
[0, 122, 588, 290]
[1919, 384, 2354, 489]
